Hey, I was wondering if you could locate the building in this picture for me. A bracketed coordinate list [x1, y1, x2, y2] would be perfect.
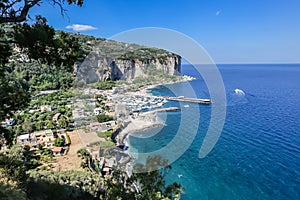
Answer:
[52, 147, 64, 156]
[89, 122, 109, 132]
[94, 107, 103, 115]
[89, 121, 117, 132]
[40, 105, 52, 112]
[32, 129, 54, 148]
[17, 134, 36, 145]
[1, 119, 15, 127]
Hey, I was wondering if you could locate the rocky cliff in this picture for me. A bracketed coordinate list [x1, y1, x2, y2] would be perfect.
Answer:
[74, 38, 181, 84]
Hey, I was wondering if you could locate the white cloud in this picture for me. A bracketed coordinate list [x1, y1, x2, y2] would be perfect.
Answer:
[216, 11, 221, 16]
[66, 24, 97, 32]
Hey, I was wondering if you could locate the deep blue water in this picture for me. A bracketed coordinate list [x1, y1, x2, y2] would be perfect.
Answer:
[129, 64, 300, 200]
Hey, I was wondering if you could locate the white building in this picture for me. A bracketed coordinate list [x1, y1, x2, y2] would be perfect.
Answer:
[94, 107, 103, 115]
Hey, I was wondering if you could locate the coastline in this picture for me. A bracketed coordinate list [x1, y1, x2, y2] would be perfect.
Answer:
[131, 75, 196, 96]
[119, 74, 195, 144]
[115, 75, 195, 170]
[116, 117, 164, 146]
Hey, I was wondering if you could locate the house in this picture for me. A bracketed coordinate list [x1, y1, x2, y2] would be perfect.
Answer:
[72, 109, 87, 119]
[17, 134, 30, 143]
[89, 121, 116, 132]
[94, 107, 103, 115]
[40, 105, 52, 112]
[89, 122, 108, 132]
[32, 130, 54, 148]
[6, 119, 15, 126]
[17, 134, 36, 145]
[52, 147, 63, 156]
[1, 119, 15, 127]
[101, 158, 115, 178]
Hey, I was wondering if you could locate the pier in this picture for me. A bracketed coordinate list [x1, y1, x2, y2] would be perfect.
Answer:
[164, 96, 212, 104]
[142, 107, 180, 115]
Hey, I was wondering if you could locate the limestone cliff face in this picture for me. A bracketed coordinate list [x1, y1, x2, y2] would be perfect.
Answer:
[111, 56, 181, 80]
[75, 52, 181, 84]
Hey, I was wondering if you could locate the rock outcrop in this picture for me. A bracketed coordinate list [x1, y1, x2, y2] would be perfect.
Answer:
[75, 39, 181, 84]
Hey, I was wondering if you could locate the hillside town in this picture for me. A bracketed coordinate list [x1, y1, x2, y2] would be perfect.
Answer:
[1, 82, 178, 175]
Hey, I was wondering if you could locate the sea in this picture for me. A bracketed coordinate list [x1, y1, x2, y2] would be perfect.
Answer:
[129, 64, 300, 200]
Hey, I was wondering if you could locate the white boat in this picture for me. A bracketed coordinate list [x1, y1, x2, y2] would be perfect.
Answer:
[235, 89, 245, 95]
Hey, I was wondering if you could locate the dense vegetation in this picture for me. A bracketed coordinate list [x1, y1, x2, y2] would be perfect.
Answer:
[118, 47, 174, 64]
[97, 114, 114, 123]
[1, 144, 182, 200]
[8, 91, 74, 143]
[6, 17, 82, 93]
[95, 80, 116, 90]
[102, 155, 183, 200]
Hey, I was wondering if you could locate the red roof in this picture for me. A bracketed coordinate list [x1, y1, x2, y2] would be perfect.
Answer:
[52, 147, 63, 153]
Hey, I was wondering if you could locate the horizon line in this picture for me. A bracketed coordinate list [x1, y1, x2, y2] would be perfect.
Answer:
[182, 63, 300, 65]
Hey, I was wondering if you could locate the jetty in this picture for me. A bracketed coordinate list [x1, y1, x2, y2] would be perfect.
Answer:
[164, 96, 212, 104]
[141, 107, 180, 115]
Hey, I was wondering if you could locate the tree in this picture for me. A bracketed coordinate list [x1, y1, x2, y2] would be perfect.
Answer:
[0, 0, 84, 24]
[0, 1, 85, 198]
[14, 15, 57, 64]
[35, 121, 44, 130]
[54, 137, 64, 147]
[102, 155, 183, 200]
[46, 120, 54, 129]
[58, 117, 68, 128]
[77, 148, 92, 169]
[96, 81, 116, 90]
[22, 119, 33, 133]
[40, 148, 53, 161]
[97, 114, 113, 123]
[77, 148, 90, 157]
[14, 18, 82, 66]
[0, 71, 29, 123]
[0, 145, 29, 188]
[0, 0, 83, 144]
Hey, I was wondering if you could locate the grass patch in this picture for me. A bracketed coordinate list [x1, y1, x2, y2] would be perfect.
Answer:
[97, 130, 113, 138]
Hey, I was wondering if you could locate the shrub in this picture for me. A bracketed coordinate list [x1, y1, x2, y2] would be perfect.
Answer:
[97, 130, 113, 138]
[54, 137, 64, 147]
[96, 81, 115, 90]
[96, 114, 113, 123]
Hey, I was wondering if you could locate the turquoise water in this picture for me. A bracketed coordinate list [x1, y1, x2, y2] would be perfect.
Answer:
[129, 64, 300, 200]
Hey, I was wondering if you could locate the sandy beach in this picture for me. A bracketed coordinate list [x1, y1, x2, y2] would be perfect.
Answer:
[116, 117, 163, 146]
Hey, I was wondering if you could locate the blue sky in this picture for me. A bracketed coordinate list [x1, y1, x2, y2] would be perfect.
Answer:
[30, 0, 300, 64]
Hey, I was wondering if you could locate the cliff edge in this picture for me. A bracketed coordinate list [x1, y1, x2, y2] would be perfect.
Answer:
[74, 36, 181, 83]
